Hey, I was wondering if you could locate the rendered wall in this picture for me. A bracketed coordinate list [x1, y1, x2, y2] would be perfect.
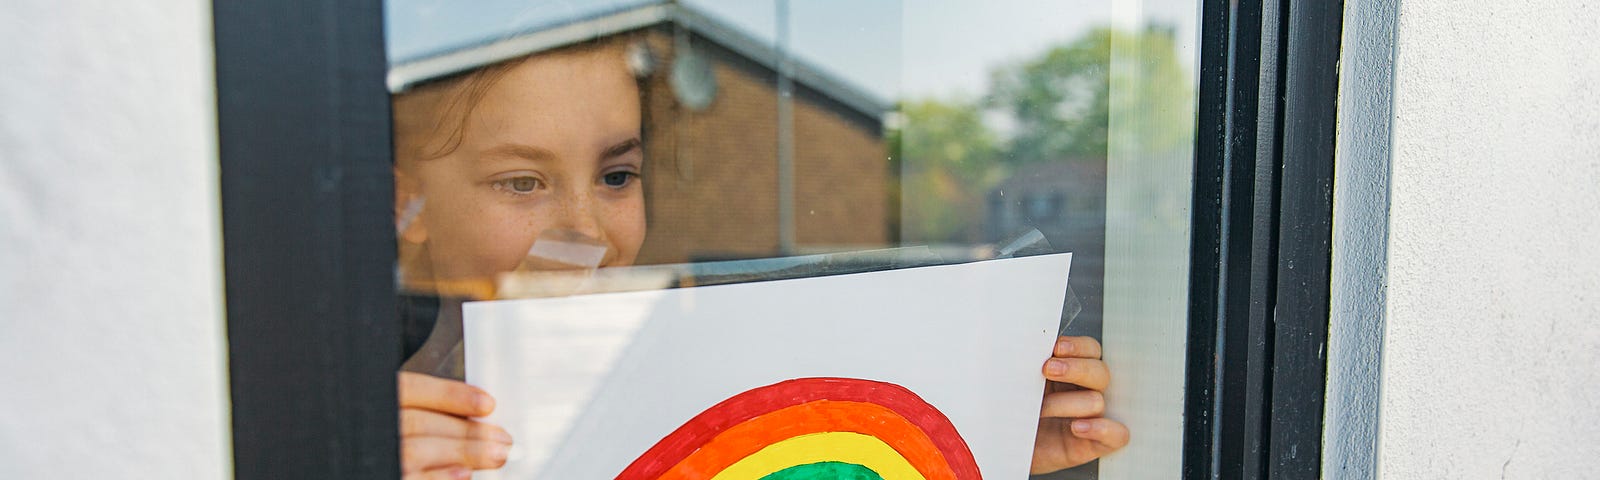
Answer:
[1324, 0, 1397, 477]
[0, 0, 232, 478]
[1381, 0, 1600, 477]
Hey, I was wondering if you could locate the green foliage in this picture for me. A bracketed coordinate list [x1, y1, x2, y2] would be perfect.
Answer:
[897, 99, 1000, 178]
[893, 97, 1005, 242]
[988, 27, 1112, 163]
[892, 25, 1192, 244]
[1106, 25, 1194, 158]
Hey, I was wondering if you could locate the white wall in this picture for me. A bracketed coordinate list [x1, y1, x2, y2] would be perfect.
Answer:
[1380, 0, 1600, 477]
[0, 1, 232, 478]
[1325, 0, 1397, 477]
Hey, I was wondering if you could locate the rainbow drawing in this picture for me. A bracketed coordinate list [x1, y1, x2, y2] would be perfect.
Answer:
[617, 377, 982, 480]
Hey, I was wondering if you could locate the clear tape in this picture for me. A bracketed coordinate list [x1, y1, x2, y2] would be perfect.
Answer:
[991, 228, 1080, 333]
[395, 196, 425, 235]
[525, 235, 609, 269]
[493, 228, 1072, 309]
[417, 229, 1077, 380]
[1060, 285, 1084, 335]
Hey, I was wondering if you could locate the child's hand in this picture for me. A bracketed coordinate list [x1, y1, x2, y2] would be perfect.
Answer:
[1030, 336, 1130, 474]
[398, 372, 513, 479]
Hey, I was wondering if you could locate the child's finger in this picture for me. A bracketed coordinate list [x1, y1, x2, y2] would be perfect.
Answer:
[1052, 336, 1103, 359]
[400, 372, 494, 416]
[1069, 418, 1131, 453]
[1039, 389, 1105, 419]
[1043, 357, 1111, 391]
[401, 408, 513, 443]
[403, 466, 472, 480]
[401, 437, 510, 473]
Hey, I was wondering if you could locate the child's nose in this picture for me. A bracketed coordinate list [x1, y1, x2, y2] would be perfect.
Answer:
[550, 190, 608, 245]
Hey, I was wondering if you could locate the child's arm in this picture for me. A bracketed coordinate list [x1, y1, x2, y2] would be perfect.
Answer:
[398, 372, 513, 479]
[1030, 336, 1131, 474]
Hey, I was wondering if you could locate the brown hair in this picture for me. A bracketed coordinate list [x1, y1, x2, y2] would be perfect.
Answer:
[390, 34, 654, 297]
[391, 34, 651, 171]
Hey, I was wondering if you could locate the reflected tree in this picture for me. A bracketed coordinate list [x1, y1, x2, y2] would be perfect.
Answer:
[894, 98, 1003, 243]
[989, 27, 1112, 164]
[1106, 25, 1194, 159]
[894, 25, 1191, 245]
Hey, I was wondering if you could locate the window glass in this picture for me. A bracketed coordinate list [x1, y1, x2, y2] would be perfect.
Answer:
[385, 1, 1196, 478]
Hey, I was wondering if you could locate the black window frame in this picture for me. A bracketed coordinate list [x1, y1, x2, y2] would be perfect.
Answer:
[1185, 0, 1342, 478]
[212, 0, 1343, 478]
[215, 0, 400, 477]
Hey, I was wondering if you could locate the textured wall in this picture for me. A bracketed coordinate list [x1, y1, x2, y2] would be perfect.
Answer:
[0, 0, 232, 478]
[1324, 0, 1397, 478]
[1382, 0, 1600, 477]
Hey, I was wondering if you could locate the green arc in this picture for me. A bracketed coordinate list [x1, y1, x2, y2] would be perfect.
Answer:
[758, 461, 885, 480]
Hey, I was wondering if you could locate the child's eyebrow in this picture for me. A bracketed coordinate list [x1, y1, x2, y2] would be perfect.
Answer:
[480, 143, 557, 162]
[601, 137, 642, 160]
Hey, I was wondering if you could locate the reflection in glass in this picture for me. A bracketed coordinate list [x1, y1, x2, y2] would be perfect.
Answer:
[385, 1, 1197, 479]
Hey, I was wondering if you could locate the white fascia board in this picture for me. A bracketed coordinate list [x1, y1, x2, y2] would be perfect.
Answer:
[385, 3, 888, 121]
[387, 4, 671, 92]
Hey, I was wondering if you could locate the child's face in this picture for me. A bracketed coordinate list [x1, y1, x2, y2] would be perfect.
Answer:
[401, 46, 646, 284]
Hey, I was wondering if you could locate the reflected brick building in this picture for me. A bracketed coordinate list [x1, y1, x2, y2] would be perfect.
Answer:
[389, 2, 894, 265]
[987, 159, 1108, 335]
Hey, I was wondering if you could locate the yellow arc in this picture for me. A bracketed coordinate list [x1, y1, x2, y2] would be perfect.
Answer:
[706, 431, 929, 480]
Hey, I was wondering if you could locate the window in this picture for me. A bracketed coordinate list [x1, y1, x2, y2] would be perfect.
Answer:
[214, 0, 1341, 478]
[382, 1, 1197, 478]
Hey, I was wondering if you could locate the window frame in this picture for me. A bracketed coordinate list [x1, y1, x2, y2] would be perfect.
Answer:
[214, 0, 400, 478]
[212, 0, 1344, 478]
[1184, 0, 1343, 478]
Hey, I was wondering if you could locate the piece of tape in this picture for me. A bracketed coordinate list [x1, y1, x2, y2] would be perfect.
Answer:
[524, 228, 610, 269]
[395, 196, 425, 235]
[1059, 285, 1083, 335]
[527, 239, 608, 268]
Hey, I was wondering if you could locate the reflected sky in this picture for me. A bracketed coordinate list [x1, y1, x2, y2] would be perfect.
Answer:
[381, 0, 1187, 100]
[385, 0, 656, 62]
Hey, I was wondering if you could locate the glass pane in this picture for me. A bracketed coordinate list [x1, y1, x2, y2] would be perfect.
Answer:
[385, 1, 1196, 478]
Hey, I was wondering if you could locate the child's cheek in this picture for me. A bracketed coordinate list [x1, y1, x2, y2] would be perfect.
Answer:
[463, 203, 540, 275]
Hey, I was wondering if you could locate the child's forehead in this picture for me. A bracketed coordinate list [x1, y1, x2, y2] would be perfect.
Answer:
[518, 43, 630, 77]
[486, 50, 636, 103]
[460, 51, 641, 154]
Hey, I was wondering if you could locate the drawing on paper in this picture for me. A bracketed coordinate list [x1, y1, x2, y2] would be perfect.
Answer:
[617, 377, 982, 480]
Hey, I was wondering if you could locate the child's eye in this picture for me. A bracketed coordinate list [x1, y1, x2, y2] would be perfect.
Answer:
[602, 171, 638, 188]
[492, 176, 542, 195]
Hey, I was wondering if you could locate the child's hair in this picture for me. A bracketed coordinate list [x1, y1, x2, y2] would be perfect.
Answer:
[390, 33, 656, 297]
[391, 32, 653, 171]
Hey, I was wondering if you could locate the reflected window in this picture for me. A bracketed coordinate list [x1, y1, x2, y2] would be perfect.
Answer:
[385, 1, 1198, 478]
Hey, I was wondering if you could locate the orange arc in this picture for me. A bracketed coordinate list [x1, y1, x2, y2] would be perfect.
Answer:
[616, 377, 981, 479]
[659, 400, 956, 480]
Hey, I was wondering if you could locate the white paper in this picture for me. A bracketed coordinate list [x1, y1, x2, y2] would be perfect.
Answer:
[464, 253, 1071, 479]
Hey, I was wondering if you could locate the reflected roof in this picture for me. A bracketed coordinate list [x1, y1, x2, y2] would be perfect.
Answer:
[385, 0, 887, 119]
[387, 0, 661, 63]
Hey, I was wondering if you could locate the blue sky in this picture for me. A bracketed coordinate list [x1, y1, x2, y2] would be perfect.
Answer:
[384, 0, 1194, 101]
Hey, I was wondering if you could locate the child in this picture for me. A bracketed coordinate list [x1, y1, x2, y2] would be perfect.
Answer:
[390, 36, 1126, 480]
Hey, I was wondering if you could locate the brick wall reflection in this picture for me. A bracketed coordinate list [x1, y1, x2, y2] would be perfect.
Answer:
[635, 31, 891, 265]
